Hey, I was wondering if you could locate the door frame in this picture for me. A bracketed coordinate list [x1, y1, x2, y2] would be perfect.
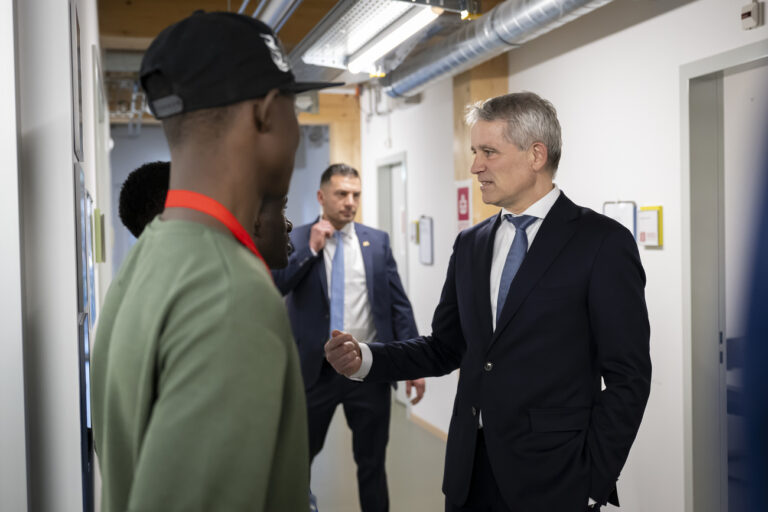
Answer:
[376, 151, 409, 291]
[681, 39, 768, 512]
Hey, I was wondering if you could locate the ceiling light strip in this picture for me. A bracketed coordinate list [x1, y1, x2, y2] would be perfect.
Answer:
[347, 7, 442, 74]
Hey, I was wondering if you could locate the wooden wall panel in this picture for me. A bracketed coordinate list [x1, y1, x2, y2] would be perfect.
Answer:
[299, 93, 361, 173]
[298, 92, 362, 221]
[452, 53, 509, 225]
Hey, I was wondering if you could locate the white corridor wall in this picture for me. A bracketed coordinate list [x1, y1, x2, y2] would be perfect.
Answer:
[16, 0, 106, 509]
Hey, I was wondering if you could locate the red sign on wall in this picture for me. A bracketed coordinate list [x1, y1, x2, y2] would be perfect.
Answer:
[457, 187, 470, 221]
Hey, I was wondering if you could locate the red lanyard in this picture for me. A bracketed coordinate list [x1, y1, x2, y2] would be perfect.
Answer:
[165, 190, 269, 271]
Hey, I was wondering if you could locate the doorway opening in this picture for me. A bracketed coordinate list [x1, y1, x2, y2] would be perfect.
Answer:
[685, 42, 768, 512]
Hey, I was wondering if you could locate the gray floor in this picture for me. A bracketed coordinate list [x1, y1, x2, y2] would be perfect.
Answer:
[310, 399, 447, 512]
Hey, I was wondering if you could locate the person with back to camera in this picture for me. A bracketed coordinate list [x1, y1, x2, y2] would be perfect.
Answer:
[91, 11, 341, 512]
[325, 92, 652, 512]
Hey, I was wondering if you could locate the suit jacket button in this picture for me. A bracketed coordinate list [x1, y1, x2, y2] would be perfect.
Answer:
[484, 362, 493, 372]
[471, 407, 477, 416]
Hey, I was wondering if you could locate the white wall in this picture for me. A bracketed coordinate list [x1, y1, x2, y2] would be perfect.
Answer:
[360, 79, 459, 434]
[0, 1, 29, 511]
[360, 0, 768, 510]
[16, 0, 105, 509]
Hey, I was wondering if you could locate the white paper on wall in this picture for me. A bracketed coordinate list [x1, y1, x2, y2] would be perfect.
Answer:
[602, 201, 636, 238]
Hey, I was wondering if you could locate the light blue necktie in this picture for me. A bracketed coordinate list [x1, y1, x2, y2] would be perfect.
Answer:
[330, 231, 344, 334]
[496, 215, 537, 324]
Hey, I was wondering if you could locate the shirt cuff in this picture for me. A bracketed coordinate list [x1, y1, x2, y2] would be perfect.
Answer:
[588, 498, 597, 506]
[310, 247, 318, 257]
[348, 342, 372, 381]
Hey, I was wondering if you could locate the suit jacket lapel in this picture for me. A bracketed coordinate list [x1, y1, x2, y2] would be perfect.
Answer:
[490, 194, 581, 347]
[474, 213, 502, 342]
[356, 223, 376, 307]
[317, 259, 329, 307]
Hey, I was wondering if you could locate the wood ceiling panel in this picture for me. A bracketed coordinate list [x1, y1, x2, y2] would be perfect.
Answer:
[99, 0, 231, 39]
[99, 0, 337, 50]
[276, 0, 336, 52]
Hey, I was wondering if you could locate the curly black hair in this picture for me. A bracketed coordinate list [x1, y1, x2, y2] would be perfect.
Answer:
[118, 161, 170, 238]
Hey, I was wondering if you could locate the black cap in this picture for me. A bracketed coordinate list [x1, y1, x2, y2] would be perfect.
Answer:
[140, 11, 343, 119]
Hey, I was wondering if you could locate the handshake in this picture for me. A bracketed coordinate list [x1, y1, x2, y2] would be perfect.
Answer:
[324, 330, 426, 405]
[324, 330, 363, 377]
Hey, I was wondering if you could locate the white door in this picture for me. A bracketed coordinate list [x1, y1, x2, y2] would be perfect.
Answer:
[377, 161, 409, 291]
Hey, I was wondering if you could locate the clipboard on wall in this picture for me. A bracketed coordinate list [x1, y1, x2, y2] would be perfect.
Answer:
[602, 201, 637, 238]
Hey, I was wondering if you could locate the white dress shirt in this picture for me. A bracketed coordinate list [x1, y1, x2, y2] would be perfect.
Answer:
[322, 222, 378, 345]
[354, 186, 561, 380]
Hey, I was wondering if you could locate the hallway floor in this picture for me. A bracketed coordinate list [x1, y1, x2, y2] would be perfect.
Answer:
[311, 400, 447, 511]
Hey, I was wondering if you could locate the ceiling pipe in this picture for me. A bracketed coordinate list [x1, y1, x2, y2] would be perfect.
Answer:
[252, 0, 268, 19]
[237, 0, 251, 15]
[273, 0, 305, 33]
[382, 0, 614, 97]
[258, 0, 304, 29]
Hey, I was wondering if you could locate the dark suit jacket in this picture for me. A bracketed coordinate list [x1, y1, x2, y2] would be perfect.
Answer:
[273, 221, 418, 389]
[363, 193, 651, 511]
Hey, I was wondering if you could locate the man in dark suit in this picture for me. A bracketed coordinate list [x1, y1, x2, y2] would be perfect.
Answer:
[326, 93, 651, 512]
[273, 164, 426, 512]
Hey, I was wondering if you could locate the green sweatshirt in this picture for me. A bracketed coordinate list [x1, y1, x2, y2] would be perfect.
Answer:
[91, 218, 309, 512]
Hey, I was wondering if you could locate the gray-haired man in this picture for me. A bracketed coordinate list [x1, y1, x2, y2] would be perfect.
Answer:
[326, 92, 652, 512]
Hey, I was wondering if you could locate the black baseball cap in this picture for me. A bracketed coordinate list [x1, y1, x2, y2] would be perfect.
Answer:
[140, 11, 343, 119]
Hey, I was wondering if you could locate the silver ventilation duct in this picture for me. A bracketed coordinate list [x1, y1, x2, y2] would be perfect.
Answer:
[383, 0, 614, 97]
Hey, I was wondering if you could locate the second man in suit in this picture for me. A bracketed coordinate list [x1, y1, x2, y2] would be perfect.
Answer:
[273, 164, 426, 512]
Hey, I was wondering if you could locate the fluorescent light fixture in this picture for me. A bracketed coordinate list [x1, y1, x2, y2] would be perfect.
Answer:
[347, 6, 442, 75]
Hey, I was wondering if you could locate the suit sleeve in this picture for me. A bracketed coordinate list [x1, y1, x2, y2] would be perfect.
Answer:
[367, 237, 466, 382]
[587, 226, 652, 505]
[272, 235, 320, 296]
[382, 233, 419, 340]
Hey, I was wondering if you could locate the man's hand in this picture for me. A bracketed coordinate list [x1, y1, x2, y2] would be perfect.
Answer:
[404, 379, 426, 405]
[325, 330, 362, 376]
[310, 219, 335, 253]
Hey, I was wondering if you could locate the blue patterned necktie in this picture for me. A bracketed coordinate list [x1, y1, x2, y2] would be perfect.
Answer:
[496, 214, 537, 324]
[330, 231, 344, 334]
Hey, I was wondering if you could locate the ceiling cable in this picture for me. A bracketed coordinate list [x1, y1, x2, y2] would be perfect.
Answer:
[237, 0, 250, 14]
